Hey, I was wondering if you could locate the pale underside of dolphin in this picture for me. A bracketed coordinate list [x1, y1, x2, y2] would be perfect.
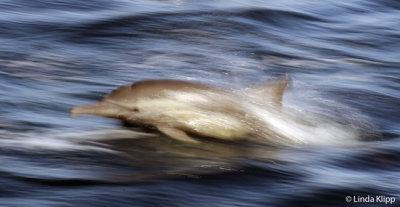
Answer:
[70, 78, 290, 143]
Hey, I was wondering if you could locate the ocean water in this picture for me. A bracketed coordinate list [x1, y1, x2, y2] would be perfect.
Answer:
[0, 0, 399, 206]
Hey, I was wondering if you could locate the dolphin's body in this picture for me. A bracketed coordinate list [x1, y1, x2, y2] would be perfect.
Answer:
[70, 78, 289, 143]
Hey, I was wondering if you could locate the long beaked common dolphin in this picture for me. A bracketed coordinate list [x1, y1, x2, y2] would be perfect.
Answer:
[69, 77, 293, 144]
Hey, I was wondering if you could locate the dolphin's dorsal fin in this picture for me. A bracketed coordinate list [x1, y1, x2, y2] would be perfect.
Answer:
[245, 75, 290, 107]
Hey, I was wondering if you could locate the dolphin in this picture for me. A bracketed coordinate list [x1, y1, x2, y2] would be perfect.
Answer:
[70, 78, 290, 143]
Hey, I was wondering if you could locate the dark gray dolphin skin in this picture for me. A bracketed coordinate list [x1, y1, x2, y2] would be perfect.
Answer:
[70, 78, 290, 143]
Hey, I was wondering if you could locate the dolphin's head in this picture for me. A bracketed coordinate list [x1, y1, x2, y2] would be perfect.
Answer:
[70, 80, 204, 121]
[70, 84, 145, 120]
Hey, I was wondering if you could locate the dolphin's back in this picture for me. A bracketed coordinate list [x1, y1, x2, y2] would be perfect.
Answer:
[105, 80, 219, 102]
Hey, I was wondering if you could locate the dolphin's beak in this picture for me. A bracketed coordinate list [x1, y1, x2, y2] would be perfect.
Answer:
[70, 102, 125, 118]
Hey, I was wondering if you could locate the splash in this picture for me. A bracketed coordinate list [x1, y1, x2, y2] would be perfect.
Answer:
[242, 81, 377, 145]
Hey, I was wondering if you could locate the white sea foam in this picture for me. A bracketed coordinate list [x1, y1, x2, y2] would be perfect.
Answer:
[249, 104, 360, 145]
[0, 128, 155, 152]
